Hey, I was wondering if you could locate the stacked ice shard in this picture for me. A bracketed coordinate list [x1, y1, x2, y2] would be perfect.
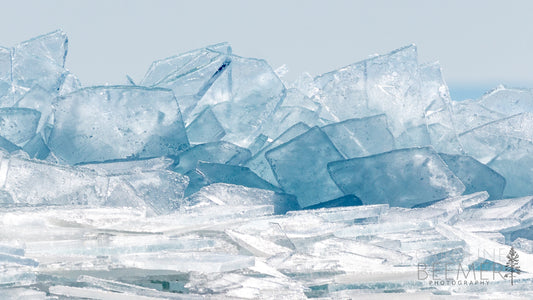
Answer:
[1, 31, 533, 299]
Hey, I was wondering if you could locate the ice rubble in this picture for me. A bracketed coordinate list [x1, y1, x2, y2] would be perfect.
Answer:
[1, 31, 533, 299]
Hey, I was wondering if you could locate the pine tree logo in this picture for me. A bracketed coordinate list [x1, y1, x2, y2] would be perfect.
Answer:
[505, 247, 521, 285]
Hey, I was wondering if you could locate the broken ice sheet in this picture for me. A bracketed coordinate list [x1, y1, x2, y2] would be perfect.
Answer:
[184, 161, 281, 196]
[328, 147, 465, 207]
[185, 107, 226, 144]
[173, 141, 251, 174]
[265, 126, 345, 208]
[49, 86, 189, 164]
[246, 122, 310, 186]
[439, 153, 505, 200]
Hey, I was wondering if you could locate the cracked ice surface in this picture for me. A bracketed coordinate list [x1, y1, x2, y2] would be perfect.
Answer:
[1, 31, 533, 299]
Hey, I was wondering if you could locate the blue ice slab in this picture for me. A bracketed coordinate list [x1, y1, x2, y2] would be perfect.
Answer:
[49, 86, 189, 164]
[265, 126, 345, 208]
[0, 107, 40, 146]
[246, 122, 310, 186]
[321, 114, 395, 158]
[328, 147, 465, 207]
[184, 161, 282, 196]
[173, 141, 251, 174]
[0, 136, 20, 153]
[185, 107, 225, 144]
[303, 194, 362, 210]
[439, 153, 505, 200]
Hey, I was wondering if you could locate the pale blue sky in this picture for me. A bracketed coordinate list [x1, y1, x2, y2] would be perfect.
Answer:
[0, 0, 531, 100]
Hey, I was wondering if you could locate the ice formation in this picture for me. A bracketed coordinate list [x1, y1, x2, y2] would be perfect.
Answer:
[1, 31, 533, 299]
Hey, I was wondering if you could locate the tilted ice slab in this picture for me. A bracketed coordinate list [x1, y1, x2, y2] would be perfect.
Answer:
[49, 86, 189, 164]
[328, 147, 465, 207]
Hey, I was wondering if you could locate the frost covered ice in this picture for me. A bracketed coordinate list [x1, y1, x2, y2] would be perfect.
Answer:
[1, 31, 533, 299]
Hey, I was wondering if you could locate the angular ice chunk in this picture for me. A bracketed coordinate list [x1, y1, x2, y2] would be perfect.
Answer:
[0, 47, 10, 103]
[208, 55, 285, 147]
[185, 107, 225, 144]
[184, 161, 281, 196]
[265, 126, 344, 207]
[328, 147, 465, 207]
[0, 136, 20, 153]
[21, 134, 50, 159]
[0, 108, 40, 146]
[321, 114, 395, 158]
[478, 85, 533, 116]
[439, 153, 505, 200]
[49, 86, 189, 164]
[11, 30, 69, 96]
[173, 141, 251, 174]
[246, 122, 310, 186]
[186, 183, 299, 214]
[419, 62, 462, 154]
[279, 88, 320, 112]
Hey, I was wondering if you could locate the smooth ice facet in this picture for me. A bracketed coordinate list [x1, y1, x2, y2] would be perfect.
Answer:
[328, 147, 465, 207]
[265, 126, 344, 207]
[49, 86, 189, 164]
[439, 153, 505, 200]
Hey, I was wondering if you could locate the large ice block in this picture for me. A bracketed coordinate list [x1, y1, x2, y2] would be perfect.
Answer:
[173, 141, 251, 174]
[186, 183, 299, 214]
[439, 153, 505, 200]
[184, 161, 281, 196]
[49, 86, 189, 164]
[265, 126, 345, 207]
[321, 114, 395, 158]
[328, 147, 465, 207]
